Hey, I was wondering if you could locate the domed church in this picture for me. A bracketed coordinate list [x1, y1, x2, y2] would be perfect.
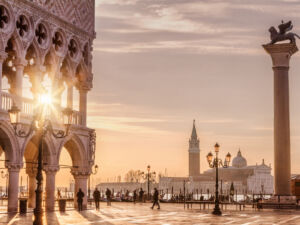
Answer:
[159, 121, 274, 195]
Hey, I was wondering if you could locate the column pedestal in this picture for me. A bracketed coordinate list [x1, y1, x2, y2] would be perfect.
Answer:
[28, 173, 36, 208]
[7, 166, 20, 212]
[73, 174, 88, 210]
[79, 89, 88, 126]
[0, 52, 7, 109]
[45, 168, 58, 211]
[263, 43, 298, 196]
[11, 58, 27, 109]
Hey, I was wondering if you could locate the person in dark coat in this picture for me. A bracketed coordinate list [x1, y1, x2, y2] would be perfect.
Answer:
[139, 188, 144, 202]
[106, 188, 112, 206]
[133, 190, 137, 204]
[77, 188, 85, 211]
[151, 188, 160, 210]
[93, 188, 101, 210]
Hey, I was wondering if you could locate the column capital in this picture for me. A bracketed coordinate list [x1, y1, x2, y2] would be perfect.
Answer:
[71, 169, 90, 178]
[13, 57, 27, 68]
[44, 165, 59, 174]
[78, 81, 92, 92]
[0, 51, 7, 62]
[263, 43, 298, 67]
[7, 163, 22, 172]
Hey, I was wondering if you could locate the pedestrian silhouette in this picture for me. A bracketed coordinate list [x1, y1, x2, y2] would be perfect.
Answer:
[133, 190, 137, 204]
[151, 188, 160, 210]
[106, 188, 112, 206]
[93, 188, 101, 210]
[77, 188, 85, 211]
[139, 188, 144, 202]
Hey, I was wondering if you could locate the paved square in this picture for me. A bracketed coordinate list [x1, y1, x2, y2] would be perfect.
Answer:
[2, 203, 300, 225]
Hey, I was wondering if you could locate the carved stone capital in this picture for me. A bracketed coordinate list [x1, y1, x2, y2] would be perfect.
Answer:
[78, 81, 92, 92]
[0, 52, 8, 63]
[44, 165, 59, 174]
[7, 163, 22, 172]
[13, 57, 28, 68]
[263, 43, 298, 68]
[71, 169, 90, 178]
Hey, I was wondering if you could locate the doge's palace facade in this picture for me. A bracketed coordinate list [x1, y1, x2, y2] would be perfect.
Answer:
[0, 0, 96, 212]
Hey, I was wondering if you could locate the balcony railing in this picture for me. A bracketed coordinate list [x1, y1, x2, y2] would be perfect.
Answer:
[0, 92, 84, 126]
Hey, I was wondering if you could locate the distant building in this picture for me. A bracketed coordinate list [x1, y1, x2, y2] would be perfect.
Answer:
[291, 175, 300, 199]
[189, 120, 200, 176]
[97, 120, 274, 195]
[158, 120, 274, 195]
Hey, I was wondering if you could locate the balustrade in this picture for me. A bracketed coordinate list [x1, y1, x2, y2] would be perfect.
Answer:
[0, 92, 84, 126]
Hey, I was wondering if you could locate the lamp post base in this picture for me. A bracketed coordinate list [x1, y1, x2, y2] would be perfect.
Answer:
[33, 209, 43, 225]
[212, 205, 222, 216]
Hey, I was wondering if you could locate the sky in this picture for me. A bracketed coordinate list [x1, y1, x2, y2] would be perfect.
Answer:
[87, 0, 300, 183]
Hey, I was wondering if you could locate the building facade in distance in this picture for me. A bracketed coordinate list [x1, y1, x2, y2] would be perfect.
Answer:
[189, 120, 200, 176]
[160, 121, 274, 196]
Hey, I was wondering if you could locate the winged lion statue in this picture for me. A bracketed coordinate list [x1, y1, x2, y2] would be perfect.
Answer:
[268, 20, 300, 44]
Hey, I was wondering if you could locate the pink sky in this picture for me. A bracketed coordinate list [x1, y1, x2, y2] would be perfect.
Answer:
[88, 0, 300, 183]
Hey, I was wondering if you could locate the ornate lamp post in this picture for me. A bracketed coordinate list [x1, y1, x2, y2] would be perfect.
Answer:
[206, 143, 231, 215]
[1, 171, 8, 196]
[88, 164, 98, 202]
[8, 97, 73, 225]
[140, 165, 156, 200]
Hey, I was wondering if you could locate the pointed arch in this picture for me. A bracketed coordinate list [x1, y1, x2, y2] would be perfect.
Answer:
[57, 133, 87, 168]
[0, 120, 20, 164]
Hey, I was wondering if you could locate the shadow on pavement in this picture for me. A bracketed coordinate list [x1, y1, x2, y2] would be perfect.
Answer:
[46, 212, 60, 225]
[80, 210, 115, 225]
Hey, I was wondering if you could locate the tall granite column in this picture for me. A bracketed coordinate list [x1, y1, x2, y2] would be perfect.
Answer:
[263, 43, 298, 196]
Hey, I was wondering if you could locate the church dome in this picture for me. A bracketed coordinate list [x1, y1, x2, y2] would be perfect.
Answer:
[232, 150, 247, 168]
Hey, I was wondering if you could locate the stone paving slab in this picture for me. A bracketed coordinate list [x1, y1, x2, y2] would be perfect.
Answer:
[2, 203, 300, 225]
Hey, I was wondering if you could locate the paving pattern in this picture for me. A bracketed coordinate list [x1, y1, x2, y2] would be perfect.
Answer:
[1, 203, 300, 225]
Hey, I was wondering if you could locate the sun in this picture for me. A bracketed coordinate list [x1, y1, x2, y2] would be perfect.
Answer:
[38, 93, 52, 105]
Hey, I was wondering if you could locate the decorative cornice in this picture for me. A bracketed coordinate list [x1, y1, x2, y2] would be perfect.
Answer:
[262, 43, 298, 55]
[15, 0, 95, 39]
[7, 163, 22, 171]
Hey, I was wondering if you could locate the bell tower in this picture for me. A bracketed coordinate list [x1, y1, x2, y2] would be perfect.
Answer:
[189, 120, 200, 176]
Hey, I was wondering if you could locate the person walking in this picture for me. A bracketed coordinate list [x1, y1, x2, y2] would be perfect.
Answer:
[133, 190, 137, 204]
[77, 188, 85, 211]
[93, 188, 101, 210]
[106, 188, 112, 206]
[151, 188, 160, 210]
[139, 188, 144, 202]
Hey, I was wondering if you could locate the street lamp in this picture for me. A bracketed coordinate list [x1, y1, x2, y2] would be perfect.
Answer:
[88, 164, 98, 201]
[8, 96, 73, 225]
[1, 171, 8, 197]
[206, 143, 231, 215]
[140, 165, 156, 200]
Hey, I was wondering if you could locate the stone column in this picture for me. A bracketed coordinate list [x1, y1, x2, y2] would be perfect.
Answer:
[29, 65, 45, 102]
[73, 173, 88, 209]
[0, 52, 7, 109]
[45, 167, 58, 211]
[79, 89, 88, 126]
[263, 43, 298, 196]
[12, 58, 27, 108]
[27, 170, 37, 208]
[7, 165, 20, 212]
[67, 83, 73, 109]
